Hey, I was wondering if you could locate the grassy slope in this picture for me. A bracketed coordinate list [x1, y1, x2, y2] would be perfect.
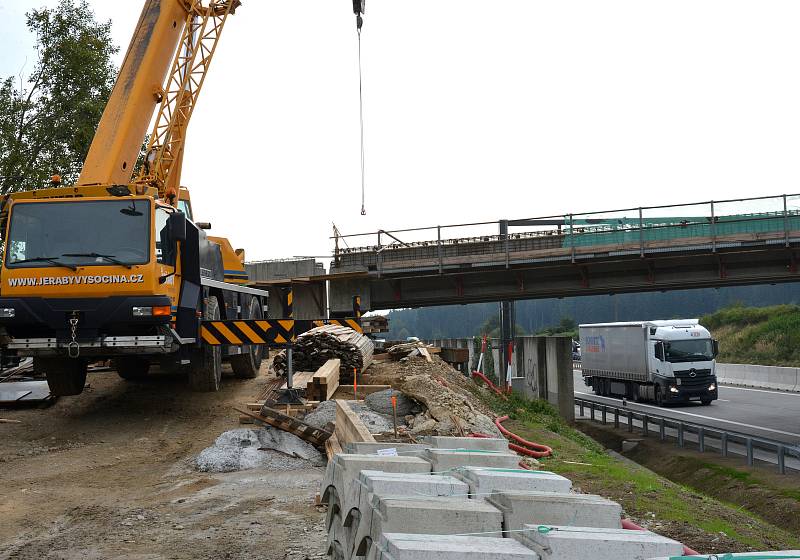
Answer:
[701, 304, 800, 366]
[485, 393, 800, 554]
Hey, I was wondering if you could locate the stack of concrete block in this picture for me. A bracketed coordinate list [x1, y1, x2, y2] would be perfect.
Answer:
[321, 435, 799, 560]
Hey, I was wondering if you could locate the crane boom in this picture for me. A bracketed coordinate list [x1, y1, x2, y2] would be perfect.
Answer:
[77, 0, 238, 202]
[77, 0, 187, 187]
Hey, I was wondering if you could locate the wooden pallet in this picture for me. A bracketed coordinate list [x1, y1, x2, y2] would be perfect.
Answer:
[235, 406, 333, 447]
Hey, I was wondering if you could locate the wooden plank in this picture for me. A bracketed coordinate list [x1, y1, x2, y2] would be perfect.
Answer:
[279, 371, 316, 390]
[234, 407, 333, 447]
[325, 432, 343, 461]
[332, 384, 392, 399]
[418, 347, 433, 363]
[334, 400, 376, 445]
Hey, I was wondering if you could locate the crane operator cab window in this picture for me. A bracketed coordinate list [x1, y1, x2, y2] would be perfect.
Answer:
[5, 199, 150, 269]
[156, 206, 176, 266]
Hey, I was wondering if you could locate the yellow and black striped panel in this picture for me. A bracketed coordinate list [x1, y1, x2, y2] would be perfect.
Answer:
[308, 318, 363, 334]
[200, 319, 295, 346]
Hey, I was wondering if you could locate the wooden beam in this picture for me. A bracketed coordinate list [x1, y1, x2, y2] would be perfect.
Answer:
[335, 400, 375, 445]
[325, 432, 343, 461]
[308, 358, 340, 401]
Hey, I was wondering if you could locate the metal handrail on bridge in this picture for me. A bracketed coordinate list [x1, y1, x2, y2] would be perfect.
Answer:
[331, 192, 800, 273]
[575, 396, 800, 475]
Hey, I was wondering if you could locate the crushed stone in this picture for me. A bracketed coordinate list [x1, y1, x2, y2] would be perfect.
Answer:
[195, 427, 325, 473]
[303, 399, 400, 435]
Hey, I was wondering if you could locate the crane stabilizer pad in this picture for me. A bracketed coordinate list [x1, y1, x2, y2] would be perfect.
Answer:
[200, 319, 294, 346]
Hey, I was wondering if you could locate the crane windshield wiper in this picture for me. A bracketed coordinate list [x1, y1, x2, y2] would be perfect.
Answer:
[10, 256, 78, 271]
[61, 253, 133, 269]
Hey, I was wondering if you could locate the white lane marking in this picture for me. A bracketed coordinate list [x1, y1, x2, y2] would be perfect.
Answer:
[720, 385, 800, 397]
[574, 391, 800, 439]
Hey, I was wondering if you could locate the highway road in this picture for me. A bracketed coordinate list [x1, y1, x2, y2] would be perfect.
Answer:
[573, 370, 800, 445]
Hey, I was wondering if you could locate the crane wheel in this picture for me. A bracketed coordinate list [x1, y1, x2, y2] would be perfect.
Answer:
[230, 296, 264, 379]
[113, 357, 151, 380]
[189, 296, 222, 392]
[36, 357, 88, 396]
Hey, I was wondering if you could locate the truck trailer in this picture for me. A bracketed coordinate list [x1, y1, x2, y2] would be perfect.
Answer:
[580, 320, 719, 406]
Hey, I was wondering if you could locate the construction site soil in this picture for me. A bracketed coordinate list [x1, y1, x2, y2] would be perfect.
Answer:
[0, 365, 327, 560]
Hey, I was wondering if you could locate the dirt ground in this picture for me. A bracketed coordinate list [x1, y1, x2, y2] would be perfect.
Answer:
[0, 364, 327, 560]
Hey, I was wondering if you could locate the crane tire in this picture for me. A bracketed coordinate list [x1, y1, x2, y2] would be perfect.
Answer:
[189, 296, 222, 392]
[37, 357, 88, 396]
[114, 357, 150, 380]
[230, 297, 264, 379]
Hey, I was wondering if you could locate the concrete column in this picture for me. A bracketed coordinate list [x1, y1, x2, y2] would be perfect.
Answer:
[545, 336, 575, 422]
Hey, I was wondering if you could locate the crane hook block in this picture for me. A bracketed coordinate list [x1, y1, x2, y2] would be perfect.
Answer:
[353, 0, 365, 15]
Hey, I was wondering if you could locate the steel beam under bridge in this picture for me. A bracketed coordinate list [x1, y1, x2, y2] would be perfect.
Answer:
[327, 239, 800, 312]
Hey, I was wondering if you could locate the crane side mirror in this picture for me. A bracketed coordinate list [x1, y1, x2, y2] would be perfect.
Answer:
[196, 221, 211, 230]
[654, 342, 665, 361]
[168, 212, 187, 242]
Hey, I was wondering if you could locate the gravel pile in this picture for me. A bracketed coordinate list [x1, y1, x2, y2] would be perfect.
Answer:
[195, 427, 325, 473]
[303, 399, 399, 434]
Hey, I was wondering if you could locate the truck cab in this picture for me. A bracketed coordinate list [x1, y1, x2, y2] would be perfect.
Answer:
[647, 321, 719, 405]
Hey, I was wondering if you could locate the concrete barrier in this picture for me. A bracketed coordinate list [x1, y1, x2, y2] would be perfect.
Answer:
[716, 363, 799, 392]
[517, 525, 684, 560]
[487, 491, 622, 532]
[453, 466, 572, 497]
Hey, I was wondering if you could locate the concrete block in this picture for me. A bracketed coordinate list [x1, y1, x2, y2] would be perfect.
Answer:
[648, 552, 800, 560]
[453, 467, 572, 497]
[344, 442, 430, 457]
[321, 454, 432, 531]
[367, 533, 539, 560]
[424, 436, 510, 452]
[345, 471, 471, 559]
[424, 449, 520, 472]
[518, 525, 683, 560]
[354, 496, 504, 559]
[486, 491, 622, 532]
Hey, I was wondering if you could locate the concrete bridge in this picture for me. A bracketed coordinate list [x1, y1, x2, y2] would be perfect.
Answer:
[319, 193, 800, 313]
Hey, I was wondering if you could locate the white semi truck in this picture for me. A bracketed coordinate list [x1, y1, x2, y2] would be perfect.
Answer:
[580, 320, 719, 406]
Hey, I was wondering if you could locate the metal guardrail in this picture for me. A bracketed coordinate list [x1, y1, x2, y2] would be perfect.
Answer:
[575, 396, 800, 474]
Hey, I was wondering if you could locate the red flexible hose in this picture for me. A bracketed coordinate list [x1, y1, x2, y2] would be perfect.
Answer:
[471, 371, 509, 400]
[621, 518, 699, 556]
[495, 415, 553, 457]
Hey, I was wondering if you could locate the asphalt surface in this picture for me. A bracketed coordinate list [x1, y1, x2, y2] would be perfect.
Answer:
[573, 370, 800, 445]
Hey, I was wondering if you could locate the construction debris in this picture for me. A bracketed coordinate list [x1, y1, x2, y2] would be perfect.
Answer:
[236, 406, 333, 447]
[272, 325, 374, 382]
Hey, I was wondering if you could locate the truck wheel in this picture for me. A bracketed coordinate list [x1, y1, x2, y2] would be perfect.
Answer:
[230, 296, 264, 379]
[38, 357, 88, 396]
[189, 296, 222, 392]
[654, 385, 664, 407]
[113, 357, 150, 380]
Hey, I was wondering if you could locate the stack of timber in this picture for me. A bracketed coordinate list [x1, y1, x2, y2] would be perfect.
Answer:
[272, 325, 373, 383]
[306, 359, 340, 401]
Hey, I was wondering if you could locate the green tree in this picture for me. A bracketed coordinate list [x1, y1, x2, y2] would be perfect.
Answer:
[0, 0, 118, 192]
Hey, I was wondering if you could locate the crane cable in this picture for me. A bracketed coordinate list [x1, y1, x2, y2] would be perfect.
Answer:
[355, 2, 366, 215]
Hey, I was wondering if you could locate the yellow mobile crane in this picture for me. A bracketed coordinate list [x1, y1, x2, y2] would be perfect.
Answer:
[0, 0, 275, 395]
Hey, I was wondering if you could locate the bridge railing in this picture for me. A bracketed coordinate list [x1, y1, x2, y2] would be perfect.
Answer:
[331, 192, 800, 272]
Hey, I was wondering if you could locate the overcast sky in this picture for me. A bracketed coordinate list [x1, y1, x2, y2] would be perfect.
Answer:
[2, 1, 800, 264]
